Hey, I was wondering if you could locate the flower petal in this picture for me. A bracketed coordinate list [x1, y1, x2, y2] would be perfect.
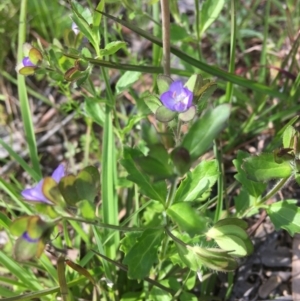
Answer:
[160, 91, 176, 111]
[169, 80, 184, 94]
[22, 57, 35, 67]
[51, 164, 66, 182]
[21, 180, 52, 204]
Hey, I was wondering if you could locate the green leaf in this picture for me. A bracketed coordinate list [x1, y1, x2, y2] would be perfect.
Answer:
[197, 82, 217, 110]
[233, 150, 266, 197]
[121, 149, 167, 203]
[100, 41, 126, 56]
[18, 66, 36, 75]
[116, 71, 141, 94]
[26, 215, 46, 239]
[135, 156, 173, 178]
[282, 125, 296, 148]
[175, 243, 202, 271]
[267, 200, 300, 236]
[178, 106, 196, 122]
[209, 234, 252, 257]
[10, 216, 31, 236]
[174, 160, 219, 202]
[167, 203, 208, 236]
[120, 232, 142, 255]
[206, 221, 253, 257]
[78, 200, 96, 220]
[175, 243, 237, 272]
[75, 166, 100, 203]
[181, 104, 230, 161]
[191, 76, 217, 107]
[28, 47, 42, 65]
[170, 23, 188, 42]
[155, 106, 177, 122]
[123, 229, 163, 279]
[121, 115, 145, 136]
[84, 97, 105, 126]
[14, 236, 42, 262]
[213, 217, 248, 229]
[234, 188, 257, 217]
[42, 177, 65, 205]
[200, 0, 225, 34]
[157, 74, 173, 94]
[242, 153, 293, 182]
[185, 74, 203, 94]
[71, 3, 95, 48]
[58, 175, 79, 205]
[142, 92, 162, 114]
[148, 144, 170, 164]
[170, 147, 191, 176]
[0, 212, 11, 229]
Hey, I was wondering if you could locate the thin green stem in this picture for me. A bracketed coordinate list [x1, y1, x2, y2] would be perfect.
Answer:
[83, 118, 92, 167]
[165, 177, 178, 209]
[225, 272, 234, 300]
[194, 0, 202, 60]
[160, 0, 171, 75]
[213, 141, 224, 222]
[242, 175, 293, 218]
[259, 176, 292, 205]
[63, 216, 162, 232]
[165, 227, 186, 246]
[152, 1, 161, 67]
[225, 0, 237, 103]
[258, 0, 271, 83]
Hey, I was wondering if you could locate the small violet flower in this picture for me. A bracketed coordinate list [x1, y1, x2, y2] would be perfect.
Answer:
[21, 164, 65, 204]
[160, 80, 193, 113]
[15, 43, 43, 75]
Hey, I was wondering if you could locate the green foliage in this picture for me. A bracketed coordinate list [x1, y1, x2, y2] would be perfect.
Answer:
[174, 160, 219, 203]
[116, 71, 141, 94]
[206, 218, 253, 257]
[233, 151, 266, 197]
[4, 0, 300, 300]
[167, 202, 208, 236]
[122, 229, 163, 279]
[181, 104, 231, 161]
[121, 148, 168, 203]
[267, 200, 300, 236]
[175, 243, 238, 272]
[200, 0, 226, 34]
[242, 153, 293, 182]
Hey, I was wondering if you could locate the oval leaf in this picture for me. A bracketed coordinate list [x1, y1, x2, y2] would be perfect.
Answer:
[181, 104, 230, 161]
[242, 153, 293, 182]
[167, 202, 208, 236]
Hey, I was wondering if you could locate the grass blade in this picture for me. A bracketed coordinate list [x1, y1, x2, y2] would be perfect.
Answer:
[17, 0, 41, 178]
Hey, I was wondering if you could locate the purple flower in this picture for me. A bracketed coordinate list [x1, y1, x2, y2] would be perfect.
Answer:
[160, 80, 193, 112]
[21, 164, 66, 204]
